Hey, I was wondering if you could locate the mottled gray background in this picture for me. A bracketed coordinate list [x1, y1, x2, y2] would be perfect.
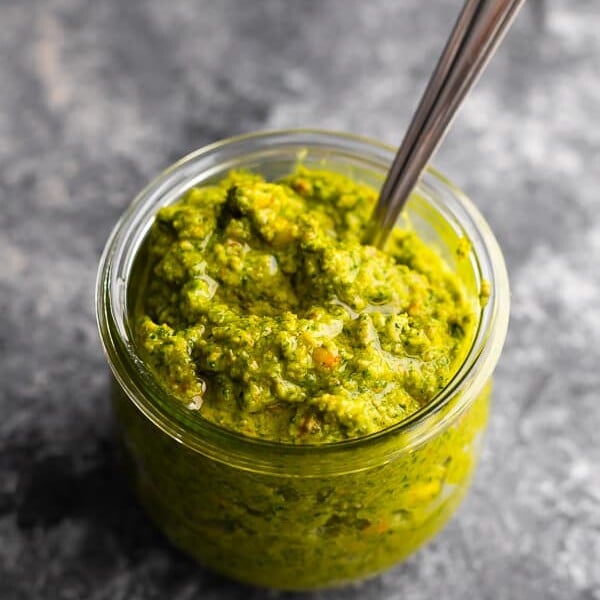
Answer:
[1, 0, 599, 599]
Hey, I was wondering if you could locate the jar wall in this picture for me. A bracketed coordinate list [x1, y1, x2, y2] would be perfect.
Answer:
[112, 380, 490, 590]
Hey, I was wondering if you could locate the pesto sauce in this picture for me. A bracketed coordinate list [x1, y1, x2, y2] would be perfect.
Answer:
[136, 168, 474, 443]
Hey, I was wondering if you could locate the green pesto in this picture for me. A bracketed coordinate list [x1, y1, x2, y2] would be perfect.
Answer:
[113, 381, 490, 589]
[136, 168, 475, 443]
[120, 166, 490, 589]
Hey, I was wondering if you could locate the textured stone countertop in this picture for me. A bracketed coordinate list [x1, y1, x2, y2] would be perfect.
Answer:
[2, 1, 599, 598]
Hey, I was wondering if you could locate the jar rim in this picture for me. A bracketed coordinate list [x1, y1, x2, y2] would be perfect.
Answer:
[96, 129, 510, 473]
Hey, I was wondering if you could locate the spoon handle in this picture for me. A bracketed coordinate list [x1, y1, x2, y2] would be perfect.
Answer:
[367, 0, 527, 248]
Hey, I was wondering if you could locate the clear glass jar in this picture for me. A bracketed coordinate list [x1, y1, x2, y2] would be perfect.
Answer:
[96, 130, 509, 590]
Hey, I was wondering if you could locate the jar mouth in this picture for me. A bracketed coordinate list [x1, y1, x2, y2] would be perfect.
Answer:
[96, 129, 510, 470]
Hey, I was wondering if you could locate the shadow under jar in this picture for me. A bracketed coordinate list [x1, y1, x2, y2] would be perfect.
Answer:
[96, 130, 510, 590]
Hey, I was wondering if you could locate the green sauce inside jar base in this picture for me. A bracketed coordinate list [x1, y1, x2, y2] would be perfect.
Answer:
[119, 166, 489, 589]
[136, 168, 475, 443]
[113, 379, 490, 590]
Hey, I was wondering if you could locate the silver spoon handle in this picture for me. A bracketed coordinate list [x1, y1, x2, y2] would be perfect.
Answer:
[368, 0, 527, 248]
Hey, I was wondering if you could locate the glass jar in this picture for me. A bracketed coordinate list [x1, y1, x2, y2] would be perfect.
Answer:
[96, 130, 509, 590]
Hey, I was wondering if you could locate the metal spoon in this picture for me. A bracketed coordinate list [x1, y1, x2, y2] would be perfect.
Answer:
[367, 0, 527, 248]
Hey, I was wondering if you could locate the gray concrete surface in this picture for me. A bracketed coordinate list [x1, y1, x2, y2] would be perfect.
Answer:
[1, 1, 599, 598]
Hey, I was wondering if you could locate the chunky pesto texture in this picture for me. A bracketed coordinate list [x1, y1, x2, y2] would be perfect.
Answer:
[137, 168, 474, 442]
[119, 166, 490, 589]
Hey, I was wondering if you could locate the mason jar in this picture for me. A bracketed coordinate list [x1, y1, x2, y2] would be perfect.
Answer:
[96, 130, 510, 590]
